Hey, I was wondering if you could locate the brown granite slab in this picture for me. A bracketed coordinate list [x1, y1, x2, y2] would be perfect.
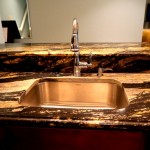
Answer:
[0, 43, 150, 129]
[0, 43, 150, 73]
[0, 72, 150, 130]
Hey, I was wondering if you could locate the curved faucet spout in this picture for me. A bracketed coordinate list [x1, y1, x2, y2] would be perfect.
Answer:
[71, 18, 79, 52]
[72, 18, 78, 34]
[70, 18, 92, 77]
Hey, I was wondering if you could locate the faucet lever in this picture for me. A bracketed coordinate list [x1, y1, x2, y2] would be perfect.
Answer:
[76, 52, 92, 67]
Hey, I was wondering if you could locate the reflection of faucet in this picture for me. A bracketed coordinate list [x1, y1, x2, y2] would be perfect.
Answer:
[71, 18, 92, 77]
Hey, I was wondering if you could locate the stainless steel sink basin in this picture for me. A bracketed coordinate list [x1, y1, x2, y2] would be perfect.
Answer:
[19, 77, 129, 109]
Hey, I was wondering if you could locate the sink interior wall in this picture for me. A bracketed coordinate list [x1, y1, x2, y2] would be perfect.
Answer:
[20, 78, 129, 109]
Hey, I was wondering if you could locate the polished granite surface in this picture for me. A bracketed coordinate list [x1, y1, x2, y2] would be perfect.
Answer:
[0, 43, 150, 73]
[0, 72, 150, 130]
[0, 43, 150, 130]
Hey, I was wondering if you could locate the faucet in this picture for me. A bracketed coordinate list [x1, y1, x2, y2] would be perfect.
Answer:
[70, 18, 92, 77]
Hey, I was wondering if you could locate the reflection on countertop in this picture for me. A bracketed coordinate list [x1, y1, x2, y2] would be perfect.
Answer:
[0, 72, 150, 130]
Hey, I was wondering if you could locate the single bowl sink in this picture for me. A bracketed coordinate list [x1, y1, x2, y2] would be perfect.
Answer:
[19, 77, 129, 109]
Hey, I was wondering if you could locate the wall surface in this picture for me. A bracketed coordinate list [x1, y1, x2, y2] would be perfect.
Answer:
[27, 0, 146, 43]
[0, 0, 26, 28]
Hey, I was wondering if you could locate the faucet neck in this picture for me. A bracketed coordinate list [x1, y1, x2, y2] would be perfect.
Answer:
[70, 18, 92, 77]
[72, 18, 78, 34]
[71, 18, 79, 52]
[71, 34, 79, 51]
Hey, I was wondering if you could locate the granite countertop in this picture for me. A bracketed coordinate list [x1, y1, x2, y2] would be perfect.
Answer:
[0, 43, 150, 73]
[0, 72, 150, 131]
[1, 43, 150, 55]
[0, 43, 150, 130]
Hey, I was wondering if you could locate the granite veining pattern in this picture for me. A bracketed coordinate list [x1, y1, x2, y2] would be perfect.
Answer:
[0, 43, 150, 130]
[0, 43, 150, 73]
[0, 72, 150, 130]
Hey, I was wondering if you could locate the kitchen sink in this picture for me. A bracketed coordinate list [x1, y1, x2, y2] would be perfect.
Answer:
[19, 77, 129, 109]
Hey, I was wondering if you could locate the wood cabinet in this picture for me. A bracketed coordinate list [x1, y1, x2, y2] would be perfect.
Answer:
[0, 127, 147, 150]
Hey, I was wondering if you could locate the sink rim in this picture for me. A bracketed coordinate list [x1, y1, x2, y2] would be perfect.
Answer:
[19, 77, 129, 110]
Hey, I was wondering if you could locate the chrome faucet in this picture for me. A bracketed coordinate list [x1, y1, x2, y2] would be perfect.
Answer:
[71, 18, 79, 52]
[71, 18, 92, 77]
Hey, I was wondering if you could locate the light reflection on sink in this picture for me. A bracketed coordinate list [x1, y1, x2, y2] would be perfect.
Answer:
[19, 77, 129, 109]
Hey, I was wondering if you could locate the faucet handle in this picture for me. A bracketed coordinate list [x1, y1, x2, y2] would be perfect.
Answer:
[78, 52, 92, 67]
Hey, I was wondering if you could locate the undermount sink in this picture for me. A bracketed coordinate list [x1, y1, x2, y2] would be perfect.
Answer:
[19, 77, 129, 109]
